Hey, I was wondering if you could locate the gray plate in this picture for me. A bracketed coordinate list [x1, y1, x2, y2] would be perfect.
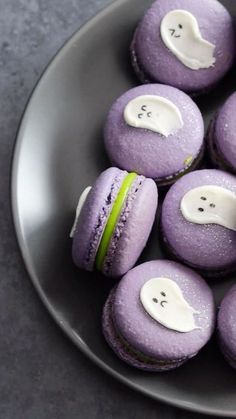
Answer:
[11, 0, 236, 416]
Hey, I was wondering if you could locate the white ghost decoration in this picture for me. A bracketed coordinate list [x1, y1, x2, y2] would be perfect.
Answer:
[160, 10, 216, 70]
[70, 186, 92, 238]
[140, 277, 199, 333]
[124, 95, 183, 137]
[181, 185, 236, 231]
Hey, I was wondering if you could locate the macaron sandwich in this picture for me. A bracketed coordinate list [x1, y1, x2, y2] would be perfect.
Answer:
[104, 84, 204, 186]
[161, 169, 236, 277]
[102, 260, 215, 371]
[131, 0, 235, 94]
[71, 167, 158, 278]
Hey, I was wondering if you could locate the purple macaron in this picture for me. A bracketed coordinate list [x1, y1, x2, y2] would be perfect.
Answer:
[161, 169, 236, 277]
[208, 92, 236, 174]
[131, 0, 235, 94]
[102, 260, 215, 371]
[218, 284, 236, 369]
[104, 84, 204, 185]
[71, 167, 158, 278]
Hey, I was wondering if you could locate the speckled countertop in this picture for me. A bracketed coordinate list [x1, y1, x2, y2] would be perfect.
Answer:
[0, 1, 213, 418]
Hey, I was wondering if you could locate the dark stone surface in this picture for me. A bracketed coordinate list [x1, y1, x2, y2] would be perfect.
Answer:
[0, 0, 213, 417]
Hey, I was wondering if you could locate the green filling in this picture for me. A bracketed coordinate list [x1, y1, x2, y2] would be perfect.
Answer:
[108, 297, 182, 367]
[95, 172, 137, 271]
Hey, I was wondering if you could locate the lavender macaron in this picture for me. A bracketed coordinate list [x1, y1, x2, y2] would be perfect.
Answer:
[218, 284, 236, 369]
[131, 0, 235, 94]
[102, 260, 215, 371]
[208, 92, 236, 174]
[71, 167, 157, 278]
[161, 169, 236, 277]
[104, 84, 204, 186]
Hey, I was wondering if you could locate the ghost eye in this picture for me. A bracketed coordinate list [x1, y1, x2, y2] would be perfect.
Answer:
[138, 113, 143, 119]
[152, 298, 158, 303]
[147, 112, 152, 118]
[200, 196, 207, 201]
[178, 24, 183, 29]
[198, 208, 204, 212]
[161, 291, 166, 297]
[210, 203, 216, 208]
[141, 105, 147, 111]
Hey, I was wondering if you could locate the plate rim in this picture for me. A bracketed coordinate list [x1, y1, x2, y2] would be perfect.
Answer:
[10, 0, 236, 416]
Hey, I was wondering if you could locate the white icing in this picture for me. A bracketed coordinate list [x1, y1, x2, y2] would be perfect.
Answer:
[181, 185, 236, 231]
[124, 95, 183, 137]
[140, 277, 199, 333]
[70, 186, 92, 238]
[160, 10, 216, 70]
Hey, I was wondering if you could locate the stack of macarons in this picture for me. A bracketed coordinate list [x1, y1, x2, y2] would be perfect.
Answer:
[71, 0, 236, 371]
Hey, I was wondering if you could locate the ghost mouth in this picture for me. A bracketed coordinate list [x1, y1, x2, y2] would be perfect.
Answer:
[169, 28, 181, 38]
[160, 300, 168, 307]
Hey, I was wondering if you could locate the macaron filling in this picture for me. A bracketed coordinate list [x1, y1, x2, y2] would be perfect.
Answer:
[155, 146, 204, 186]
[104, 288, 188, 370]
[102, 175, 145, 275]
[84, 170, 126, 269]
[114, 323, 188, 367]
[116, 327, 183, 367]
[95, 172, 138, 271]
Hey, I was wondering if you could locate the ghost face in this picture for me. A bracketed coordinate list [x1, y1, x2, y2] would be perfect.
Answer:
[160, 10, 216, 70]
[140, 277, 199, 333]
[124, 95, 183, 137]
[181, 185, 236, 232]
[165, 15, 189, 40]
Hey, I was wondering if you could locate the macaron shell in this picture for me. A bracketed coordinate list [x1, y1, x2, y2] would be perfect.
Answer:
[105, 177, 158, 277]
[113, 260, 215, 361]
[207, 117, 236, 175]
[161, 169, 236, 271]
[104, 84, 204, 180]
[102, 287, 186, 371]
[130, 30, 150, 85]
[132, 0, 235, 93]
[72, 167, 126, 270]
[218, 284, 236, 366]
[214, 93, 236, 170]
